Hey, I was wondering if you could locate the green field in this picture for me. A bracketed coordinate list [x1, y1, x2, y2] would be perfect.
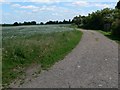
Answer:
[2, 25, 83, 86]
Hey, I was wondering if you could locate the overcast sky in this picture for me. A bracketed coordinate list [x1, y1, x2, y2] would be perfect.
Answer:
[1, 0, 118, 24]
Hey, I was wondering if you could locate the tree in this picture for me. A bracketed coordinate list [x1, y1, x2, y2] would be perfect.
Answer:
[31, 21, 36, 25]
[55, 21, 59, 24]
[101, 8, 114, 31]
[72, 8, 114, 31]
[23, 21, 28, 25]
[80, 11, 104, 30]
[72, 15, 82, 27]
[59, 21, 63, 24]
[116, 0, 120, 9]
[69, 19, 71, 23]
[72, 1, 120, 38]
[63, 19, 68, 24]
[13, 22, 19, 26]
[45, 21, 53, 24]
[40, 22, 44, 25]
[111, 2, 120, 37]
[111, 19, 120, 37]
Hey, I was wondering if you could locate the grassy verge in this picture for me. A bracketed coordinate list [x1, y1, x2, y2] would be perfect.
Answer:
[98, 30, 120, 44]
[2, 30, 83, 86]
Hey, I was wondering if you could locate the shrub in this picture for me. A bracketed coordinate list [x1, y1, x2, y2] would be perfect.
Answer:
[111, 19, 120, 37]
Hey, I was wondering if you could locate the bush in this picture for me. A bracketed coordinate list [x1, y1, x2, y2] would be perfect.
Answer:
[111, 19, 120, 37]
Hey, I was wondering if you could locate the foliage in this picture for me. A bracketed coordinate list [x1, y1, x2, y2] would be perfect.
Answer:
[13, 22, 19, 26]
[72, 8, 114, 30]
[72, 0, 120, 41]
[45, 19, 72, 24]
[19, 21, 37, 25]
[116, 0, 120, 9]
[111, 19, 120, 37]
[72, 15, 82, 27]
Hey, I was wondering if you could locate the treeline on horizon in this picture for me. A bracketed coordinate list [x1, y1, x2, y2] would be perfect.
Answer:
[2, 19, 72, 26]
[72, 0, 120, 38]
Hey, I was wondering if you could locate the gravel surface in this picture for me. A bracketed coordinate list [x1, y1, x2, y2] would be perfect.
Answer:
[10, 29, 118, 88]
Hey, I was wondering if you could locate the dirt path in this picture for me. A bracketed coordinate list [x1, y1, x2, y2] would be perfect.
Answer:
[10, 29, 118, 88]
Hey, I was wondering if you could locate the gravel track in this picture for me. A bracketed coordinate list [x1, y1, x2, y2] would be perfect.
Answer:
[10, 29, 118, 88]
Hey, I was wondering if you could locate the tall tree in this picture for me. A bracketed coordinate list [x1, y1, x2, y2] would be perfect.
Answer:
[116, 0, 120, 9]
[13, 22, 19, 26]
[31, 21, 36, 25]
[72, 15, 82, 27]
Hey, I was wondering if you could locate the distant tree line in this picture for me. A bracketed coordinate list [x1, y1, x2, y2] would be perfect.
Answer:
[2, 19, 72, 26]
[13, 21, 37, 26]
[72, 0, 120, 38]
[2, 21, 37, 26]
[45, 19, 72, 24]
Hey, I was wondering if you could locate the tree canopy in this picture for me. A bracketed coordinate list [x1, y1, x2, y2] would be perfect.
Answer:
[72, 1, 120, 38]
[116, 0, 120, 9]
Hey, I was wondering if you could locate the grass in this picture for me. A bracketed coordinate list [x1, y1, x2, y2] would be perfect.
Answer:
[98, 30, 120, 44]
[2, 25, 83, 87]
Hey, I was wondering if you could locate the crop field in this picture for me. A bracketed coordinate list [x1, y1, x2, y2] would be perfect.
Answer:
[2, 25, 73, 39]
[2, 25, 82, 86]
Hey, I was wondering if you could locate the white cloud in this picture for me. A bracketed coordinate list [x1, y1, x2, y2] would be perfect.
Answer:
[11, 3, 58, 13]
[1, 0, 118, 3]
[0, 0, 5, 2]
[21, 5, 39, 9]
[12, 4, 39, 9]
[40, 6, 56, 11]
[12, 4, 21, 7]
[72, 1, 89, 7]
[70, 1, 115, 8]
[12, 4, 40, 11]
[24, 0, 60, 3]
[23, 0, 118, 3]
[31, 5, 57, 12]
[94, 3, 111, 8]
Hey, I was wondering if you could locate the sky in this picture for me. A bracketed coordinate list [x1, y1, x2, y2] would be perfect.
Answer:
[1, 0, 119, 24]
